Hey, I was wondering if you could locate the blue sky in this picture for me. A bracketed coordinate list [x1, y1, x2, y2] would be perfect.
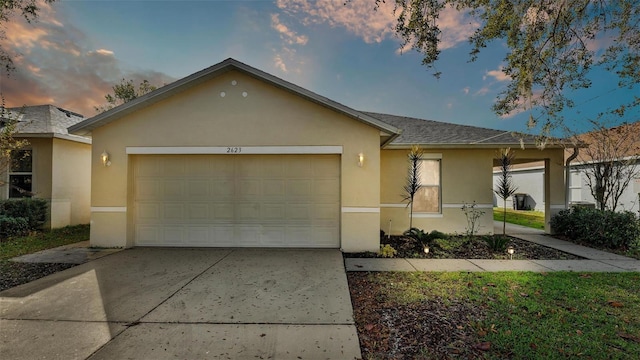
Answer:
[2, 0, 637, 136]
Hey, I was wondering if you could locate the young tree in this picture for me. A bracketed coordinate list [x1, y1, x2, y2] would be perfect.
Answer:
[0, 103, 29, 190]
[572, 120, 640, 211]
[402, 145, 423, 229]
[95, 79, 157, 113]
[381, 0, 640, 134]
[494, 148, 517, 235]
[1, 0, 56, 73]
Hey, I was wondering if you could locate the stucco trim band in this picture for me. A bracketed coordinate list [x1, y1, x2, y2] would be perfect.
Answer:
[126, 146, 344, 155]
[91, 207, 127, 212]
[442, 203, 494, 209]
[342, 207, 381, 213]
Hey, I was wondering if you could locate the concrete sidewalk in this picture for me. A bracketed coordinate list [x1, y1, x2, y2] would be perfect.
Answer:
[345, 222, 640, 273]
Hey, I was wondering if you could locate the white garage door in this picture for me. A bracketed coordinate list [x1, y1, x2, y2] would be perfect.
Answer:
[133, 154, 340, 247]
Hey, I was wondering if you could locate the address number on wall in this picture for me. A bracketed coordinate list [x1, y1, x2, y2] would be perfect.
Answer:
[226, 147, 242, 153]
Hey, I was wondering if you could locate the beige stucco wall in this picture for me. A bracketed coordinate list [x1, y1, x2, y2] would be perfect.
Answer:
[51, 138, 91, 227]
[90, 70, 382, 251]
[381, 147, 566, 235]
[1, 137, 91, 229]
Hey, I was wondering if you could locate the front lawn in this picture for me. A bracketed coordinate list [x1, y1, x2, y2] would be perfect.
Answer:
[0, 224, 90, 261]
[494, 207, 545, 230]
[0, 224, 90, 291]
[350, 271, 640, 359]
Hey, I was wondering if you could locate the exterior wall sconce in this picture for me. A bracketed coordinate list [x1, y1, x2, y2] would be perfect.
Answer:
[357, 153, 364, 167]
[101, 151, 111, 167]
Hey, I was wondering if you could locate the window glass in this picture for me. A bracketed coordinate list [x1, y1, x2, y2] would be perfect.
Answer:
[9, 149, 32, 198]
[414, 159, 440, 213]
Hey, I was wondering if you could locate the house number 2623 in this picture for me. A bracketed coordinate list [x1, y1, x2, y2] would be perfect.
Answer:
[226, 147, 242, 153]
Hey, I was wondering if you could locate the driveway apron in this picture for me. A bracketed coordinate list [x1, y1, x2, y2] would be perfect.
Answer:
[0, 248, 361, 359]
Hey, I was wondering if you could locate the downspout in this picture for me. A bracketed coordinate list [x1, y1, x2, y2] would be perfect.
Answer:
[565, 147, 579, 208]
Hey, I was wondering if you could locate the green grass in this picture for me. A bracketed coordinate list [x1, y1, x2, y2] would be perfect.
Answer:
[494, 207, 545, 230]
[370, 271, 640, 359]
[0, 224, 90, 261]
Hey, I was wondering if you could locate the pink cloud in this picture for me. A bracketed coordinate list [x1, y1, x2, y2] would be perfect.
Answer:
[0, 1, 173, 116]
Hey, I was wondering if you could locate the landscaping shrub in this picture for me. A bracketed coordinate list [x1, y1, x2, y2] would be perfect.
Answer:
[0, 198, 48, 231]
[379, 244, 397, 258]
[551, 207, 640, 249]
[483, 235, 510, 252]
[0, 216, 29, 239]
[403, 228, 449, 247]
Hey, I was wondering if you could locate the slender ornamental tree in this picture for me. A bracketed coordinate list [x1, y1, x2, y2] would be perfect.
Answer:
[572, 120, 640, 211]
[402, 145, 424, 229]
[0, 102, 29, 189]
[494, 148, 518, 235]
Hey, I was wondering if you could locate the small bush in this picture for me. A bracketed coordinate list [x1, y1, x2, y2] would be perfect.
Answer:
[483, 235, 510, 252]
[403, 228, 430, 246]
[0, 198, 48, 231]
[551, 207, 640, 249]
[379, 244, 397, 258]
[0, 216, 29, 239]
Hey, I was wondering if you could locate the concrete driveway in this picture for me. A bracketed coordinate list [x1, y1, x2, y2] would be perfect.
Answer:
[0, 248, 361, 359]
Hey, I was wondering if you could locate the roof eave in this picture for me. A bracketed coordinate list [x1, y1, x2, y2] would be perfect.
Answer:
[69, 58, 402, 137]
[383, 142, 566, 149]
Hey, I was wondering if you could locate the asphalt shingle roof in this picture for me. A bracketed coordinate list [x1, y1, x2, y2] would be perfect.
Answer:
[364, 112, 540, 147]
[3, 105, 89, 141]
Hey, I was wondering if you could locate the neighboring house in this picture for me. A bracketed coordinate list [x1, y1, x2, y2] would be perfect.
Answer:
[69, 58, 566, 252]
[1, 105, 91, 228]
[494, 122, 640, 214]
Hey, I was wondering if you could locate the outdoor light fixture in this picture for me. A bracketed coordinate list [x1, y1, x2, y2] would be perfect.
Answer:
[507, 246, 515, 260]
[101, 151, 111, 167]
[423, 245, 430, 254]
[357, 153, 364, 167]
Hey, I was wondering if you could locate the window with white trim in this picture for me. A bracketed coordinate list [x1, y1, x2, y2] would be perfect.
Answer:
[414, 159, 441, 213]
[9, 149, 32, 198]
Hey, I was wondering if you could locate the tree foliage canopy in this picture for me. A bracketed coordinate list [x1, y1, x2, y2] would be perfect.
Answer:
[95, 79, 157, 113]
[384, 0, 640, 133]
[1, 0, 55, 73]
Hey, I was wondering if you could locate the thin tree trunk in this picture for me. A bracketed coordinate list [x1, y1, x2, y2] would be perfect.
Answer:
[503, 199, 507, 235]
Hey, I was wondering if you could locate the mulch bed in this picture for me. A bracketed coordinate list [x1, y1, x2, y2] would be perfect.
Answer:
[349, 273, 488, 359]
[346, 235, 583, 260]
[0, 262, 77, 292]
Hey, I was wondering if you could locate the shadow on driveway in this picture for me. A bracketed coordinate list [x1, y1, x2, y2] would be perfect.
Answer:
[1, 248, 361, 359]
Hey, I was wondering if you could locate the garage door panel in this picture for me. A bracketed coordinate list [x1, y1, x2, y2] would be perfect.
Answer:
[134, 154, 339, 248]
[163, 203, 185, 221]
[262, 203, 286, 220]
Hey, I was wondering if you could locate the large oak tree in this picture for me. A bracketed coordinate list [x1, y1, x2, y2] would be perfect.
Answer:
[382, 0, 640, 135]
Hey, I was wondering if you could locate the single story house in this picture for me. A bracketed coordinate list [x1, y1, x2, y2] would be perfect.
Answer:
[1, 105, 91, 228]
[494, 121, 640, 214]
[69, 58, 566, 252]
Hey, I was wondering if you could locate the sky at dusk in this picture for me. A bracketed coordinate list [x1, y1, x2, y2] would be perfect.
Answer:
[1, 0, 638, 136]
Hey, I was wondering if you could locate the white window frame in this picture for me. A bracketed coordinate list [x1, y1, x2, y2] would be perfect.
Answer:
[414, 155, 442, 214]
[8, 149, 33, 199]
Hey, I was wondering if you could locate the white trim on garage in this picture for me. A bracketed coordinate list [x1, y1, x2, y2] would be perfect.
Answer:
[126, 146, 343, 155]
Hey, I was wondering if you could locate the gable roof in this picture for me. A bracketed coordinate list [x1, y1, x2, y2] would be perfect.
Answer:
[3, 105, 90, 144]
[365, 112, 558, 149]
[68, 58, 401, 144]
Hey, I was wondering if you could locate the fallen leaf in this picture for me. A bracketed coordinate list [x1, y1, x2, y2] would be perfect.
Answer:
[474, 342, 491, 351]
[576, 330, 583, 335]
[608, 300, 624, 308]
[260, 333, 266, 337]
[355, 265, 363, 268]
[579, 274, 592, 278]
[520, 292, 529, 297]
[364, 324, 374, 331]
[477, 330, 487, 337]
[618, 332, 640, 343]
[530, 343, 538, 350]
[486, 283, 497, 287]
